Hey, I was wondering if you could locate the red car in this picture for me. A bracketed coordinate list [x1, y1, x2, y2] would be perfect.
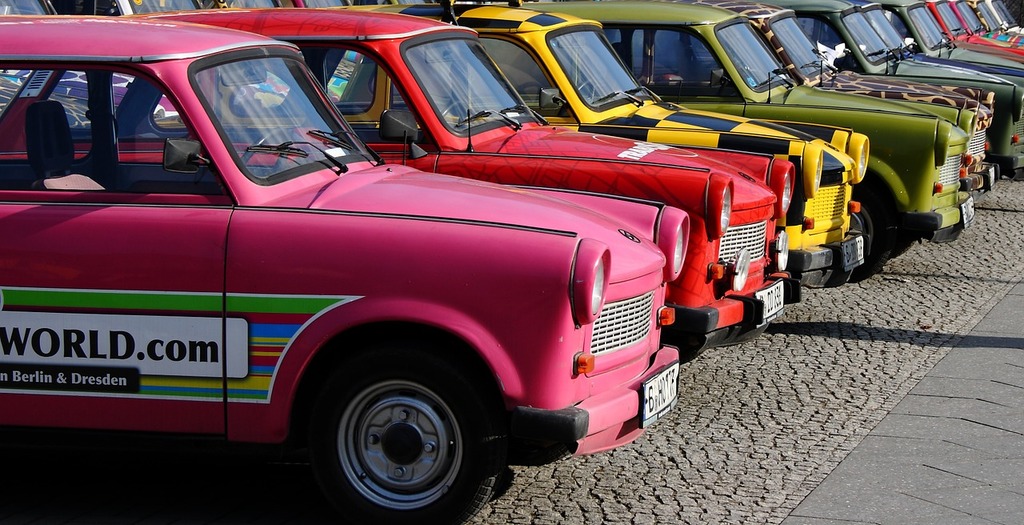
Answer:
[0, 16, 689, 524]
[152, 8, 802, 355]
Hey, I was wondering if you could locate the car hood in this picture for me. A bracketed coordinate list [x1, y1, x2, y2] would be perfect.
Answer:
[294, 164, 669, 280]
[482, 125, 777, 213]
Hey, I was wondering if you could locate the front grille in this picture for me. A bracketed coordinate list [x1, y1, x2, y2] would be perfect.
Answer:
[806, 184, 846, 225]
[938, 154, 962, 187]
[1015, 116, 1024, 139]
[969, 129, 986, 158]
[718, 221, 767, 263]
[591, 292, 654, 355]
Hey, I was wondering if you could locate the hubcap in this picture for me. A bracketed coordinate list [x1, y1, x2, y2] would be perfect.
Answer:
[338, 380, 461, 509]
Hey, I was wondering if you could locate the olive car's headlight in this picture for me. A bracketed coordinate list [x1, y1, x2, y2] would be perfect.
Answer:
[803, 142, 824, 199]
[657, 206, 690, 282]
[849, 132, 869, 185]
[571, 239, 611, 326]
[730, 248, 752, 292]
[935, 119, 953, 167]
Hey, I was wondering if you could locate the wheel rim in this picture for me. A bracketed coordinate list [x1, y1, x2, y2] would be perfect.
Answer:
[337, 379, 462, 510]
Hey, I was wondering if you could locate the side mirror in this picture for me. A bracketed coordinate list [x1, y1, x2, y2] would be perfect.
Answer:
[711, 68, 727, 86]
[539, 88, 565, 111]
[163, 138, 205, 174]
[380, 109, 421, 142]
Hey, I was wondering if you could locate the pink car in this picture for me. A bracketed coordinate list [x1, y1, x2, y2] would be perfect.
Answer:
[0, 16, 688, 524]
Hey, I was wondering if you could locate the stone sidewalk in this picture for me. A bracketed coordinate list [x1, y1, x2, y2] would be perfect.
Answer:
[782, 282, 1024, 525]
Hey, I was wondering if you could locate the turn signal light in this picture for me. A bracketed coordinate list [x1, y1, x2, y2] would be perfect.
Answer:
[709, 263, 726, 280]
[849, 200, 861, 214]
[1013, 134, 1020, 144]
[574, 353, 595, 376]
[963, 154, 973, 166]
[658, 306, 676, 326]
[934, 182, 944, 194]
[960, 167, 968, 178]
[802, 217, 814, 231]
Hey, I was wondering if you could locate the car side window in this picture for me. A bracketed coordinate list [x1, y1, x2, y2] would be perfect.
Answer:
[319, 48, 406, 142]
[0, 68, 220, 195]
[478, 38, 552, 112]
[796, 16, 844, 50]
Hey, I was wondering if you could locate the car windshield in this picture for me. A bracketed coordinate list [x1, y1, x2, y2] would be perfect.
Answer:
[194, 55, 372, 184]
[936, 2, 968, 35]
[907, 5, 948, 50]
[993, 0, 1017, 26]
[0, 0, 48, 14]
[955, 1, 987, 32]
[841, 10, 892, 63]
[404, 37, 532, 133]
[772, 15, 831, 80]
[547, 28, 650, 109]
[977, 1, 1004, 28]
[862, 8, 907, 49]
[717, 20, 792, 91]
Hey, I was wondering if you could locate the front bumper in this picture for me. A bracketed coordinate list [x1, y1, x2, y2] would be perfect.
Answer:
[788, 233, 866, 288]
[965, 162, 999, 194]
[902, 192, 973, 243]
[509, 344, 680, 456]
[662, 273, 800, 352]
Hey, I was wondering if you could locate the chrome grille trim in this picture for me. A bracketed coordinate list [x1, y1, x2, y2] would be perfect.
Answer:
[591, 292, 654, 355]
[939, 154, 961, 187]
[968, 129, 986, 158]
[1015, 117, 1024, 139]
[718, 221, 767, 263]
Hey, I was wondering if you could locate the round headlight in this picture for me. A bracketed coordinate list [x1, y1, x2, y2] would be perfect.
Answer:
[849, 133, 870, 184]
[657, 206, 689, 282]
[802, 143, 824, 199]
[590, 259, 606, 317]
[731, 248, 751, 292]
[571, 239, 610, 326]
[720, 187, 732, 236]
[781, 168, 793, 214]
[672, 224, 685, 277]
[775, 230, 790, 272]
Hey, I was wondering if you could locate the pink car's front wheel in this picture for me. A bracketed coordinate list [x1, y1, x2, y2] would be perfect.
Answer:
[308, 342, 508, 524]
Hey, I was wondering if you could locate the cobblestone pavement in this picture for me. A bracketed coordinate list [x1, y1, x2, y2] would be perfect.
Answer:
[2, 183, 1023, 525]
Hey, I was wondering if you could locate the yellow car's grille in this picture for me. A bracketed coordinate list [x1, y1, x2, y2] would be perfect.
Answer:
[806, 184, 846, 226]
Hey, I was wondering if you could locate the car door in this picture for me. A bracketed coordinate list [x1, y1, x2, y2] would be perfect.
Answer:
[0, 67, 233, 435]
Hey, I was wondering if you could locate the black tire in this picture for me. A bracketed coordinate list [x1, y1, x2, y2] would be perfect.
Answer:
[308, 343, 508, 524]
[850, 185, 897, 283]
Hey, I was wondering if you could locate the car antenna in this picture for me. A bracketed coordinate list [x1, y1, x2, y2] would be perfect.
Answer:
[466, 108, 474, 153]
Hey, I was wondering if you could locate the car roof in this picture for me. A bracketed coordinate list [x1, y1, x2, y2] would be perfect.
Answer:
[0, 16, 294, 62]
[769, 0, 863, 13]
[528, 1, 740, 26]
[147, 8, 476, 41]
[692, 0, 798, 20]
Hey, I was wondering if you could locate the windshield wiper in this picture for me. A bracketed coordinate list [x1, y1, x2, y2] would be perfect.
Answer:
[245, 142, 309, 158]
[751, 69, 794, 91]
[308, 129, 383, 166]
[247, 140, 350, 174]
[591, 89, 644, 107]
[457, 109, 522, 131]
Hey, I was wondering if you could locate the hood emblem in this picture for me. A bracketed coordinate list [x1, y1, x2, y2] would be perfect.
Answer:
[619, 229, 642, 243]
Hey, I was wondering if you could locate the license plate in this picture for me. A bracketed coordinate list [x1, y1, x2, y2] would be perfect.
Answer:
[640, 361, 679, 428]
[961, 195, 976, 229]
[755, 279, 785, 325]
[841, 235, 865, 271]
[986, 165, 997, 191]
